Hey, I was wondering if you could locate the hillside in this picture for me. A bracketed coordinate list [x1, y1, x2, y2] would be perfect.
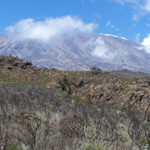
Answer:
[0, 55, 150, 110]
[0, 55, 150, 149]
[111, 69, 149, 77]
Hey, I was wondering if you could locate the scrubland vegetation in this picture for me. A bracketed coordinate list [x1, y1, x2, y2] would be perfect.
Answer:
[0, 56, 150, 149]
[0, 83, 146, 150]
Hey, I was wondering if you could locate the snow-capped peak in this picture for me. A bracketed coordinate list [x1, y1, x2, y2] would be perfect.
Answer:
[99, 33, 127, 40]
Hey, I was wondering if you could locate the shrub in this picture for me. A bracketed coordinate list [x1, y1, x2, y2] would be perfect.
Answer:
[5, 144, 21, 150]
[90, 66, 102, 75]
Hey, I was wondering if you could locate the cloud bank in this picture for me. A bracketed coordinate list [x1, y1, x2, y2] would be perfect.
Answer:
[83, 37, 116, 60]
[92, 37, 115, 60]
[112, 0, 150, 20]
[141, 34, 150, 54]
[6, 16, 97, 42]
[143, 0, 150, 13]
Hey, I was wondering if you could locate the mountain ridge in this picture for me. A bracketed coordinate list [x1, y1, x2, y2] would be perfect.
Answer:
[0, 32, 149, 73]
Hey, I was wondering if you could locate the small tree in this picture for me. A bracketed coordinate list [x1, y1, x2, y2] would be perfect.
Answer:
[58, 76, 83, 94]
[90, 66, 102, 75]
[58, 76, 72, 94]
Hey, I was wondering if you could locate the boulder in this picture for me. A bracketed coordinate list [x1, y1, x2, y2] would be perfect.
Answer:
[12, 61, 32, 69]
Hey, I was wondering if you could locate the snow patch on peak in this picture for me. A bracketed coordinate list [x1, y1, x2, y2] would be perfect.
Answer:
[99, 33, 127, 40]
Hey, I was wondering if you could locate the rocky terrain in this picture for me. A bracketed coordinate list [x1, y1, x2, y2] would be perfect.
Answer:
[0, 56, 150, 149]
[0, 55, 150, 111]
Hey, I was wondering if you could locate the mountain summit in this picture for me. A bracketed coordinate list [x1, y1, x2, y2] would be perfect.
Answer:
[0, 33, 149, 73]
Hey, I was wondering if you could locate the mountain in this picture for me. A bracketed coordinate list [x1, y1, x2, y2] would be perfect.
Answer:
[0, 32, 149, 73]
[111, 69, 148, 77]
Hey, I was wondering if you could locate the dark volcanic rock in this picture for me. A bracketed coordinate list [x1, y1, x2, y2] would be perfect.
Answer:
[0, 55, 33, 69]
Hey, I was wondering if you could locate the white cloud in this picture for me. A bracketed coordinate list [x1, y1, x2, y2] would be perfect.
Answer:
[142, 34, 150, 46]
[135, 33, 140, 43]
[141, 33, 150, 53]
[106, 21, 111, 26]
[145, 23, 150, 26]
[83, 37, 116, 60]
[92, 37, 116, 60]
[94, 14, 101, 19]
[106, 21, 118, 31]
[113, 0, 138, 5]
[143, 0, 150, 13]
[112, 0, 150, 20]
[6, 16, 97, 42]
[111, 25, 115, 28]
[132, 14, 139, 21]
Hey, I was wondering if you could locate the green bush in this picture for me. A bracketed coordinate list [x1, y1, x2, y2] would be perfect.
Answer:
[123, 136, 129, 142]
[6, 144, 21, 150]
[137, 138, 147, 145]
[112, 115, 119, 121]
[84, 143, 106, 150]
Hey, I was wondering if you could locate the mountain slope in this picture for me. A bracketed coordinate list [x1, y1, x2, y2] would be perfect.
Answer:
[0, 32, 149, 73]
[0, 56, 148, 149]
[0, 55, 150, 112]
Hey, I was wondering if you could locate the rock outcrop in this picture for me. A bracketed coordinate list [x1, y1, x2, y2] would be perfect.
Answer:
[0, 55, 32, 69]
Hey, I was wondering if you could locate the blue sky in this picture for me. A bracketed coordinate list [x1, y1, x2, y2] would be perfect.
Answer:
[0, 0, 150, 44]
